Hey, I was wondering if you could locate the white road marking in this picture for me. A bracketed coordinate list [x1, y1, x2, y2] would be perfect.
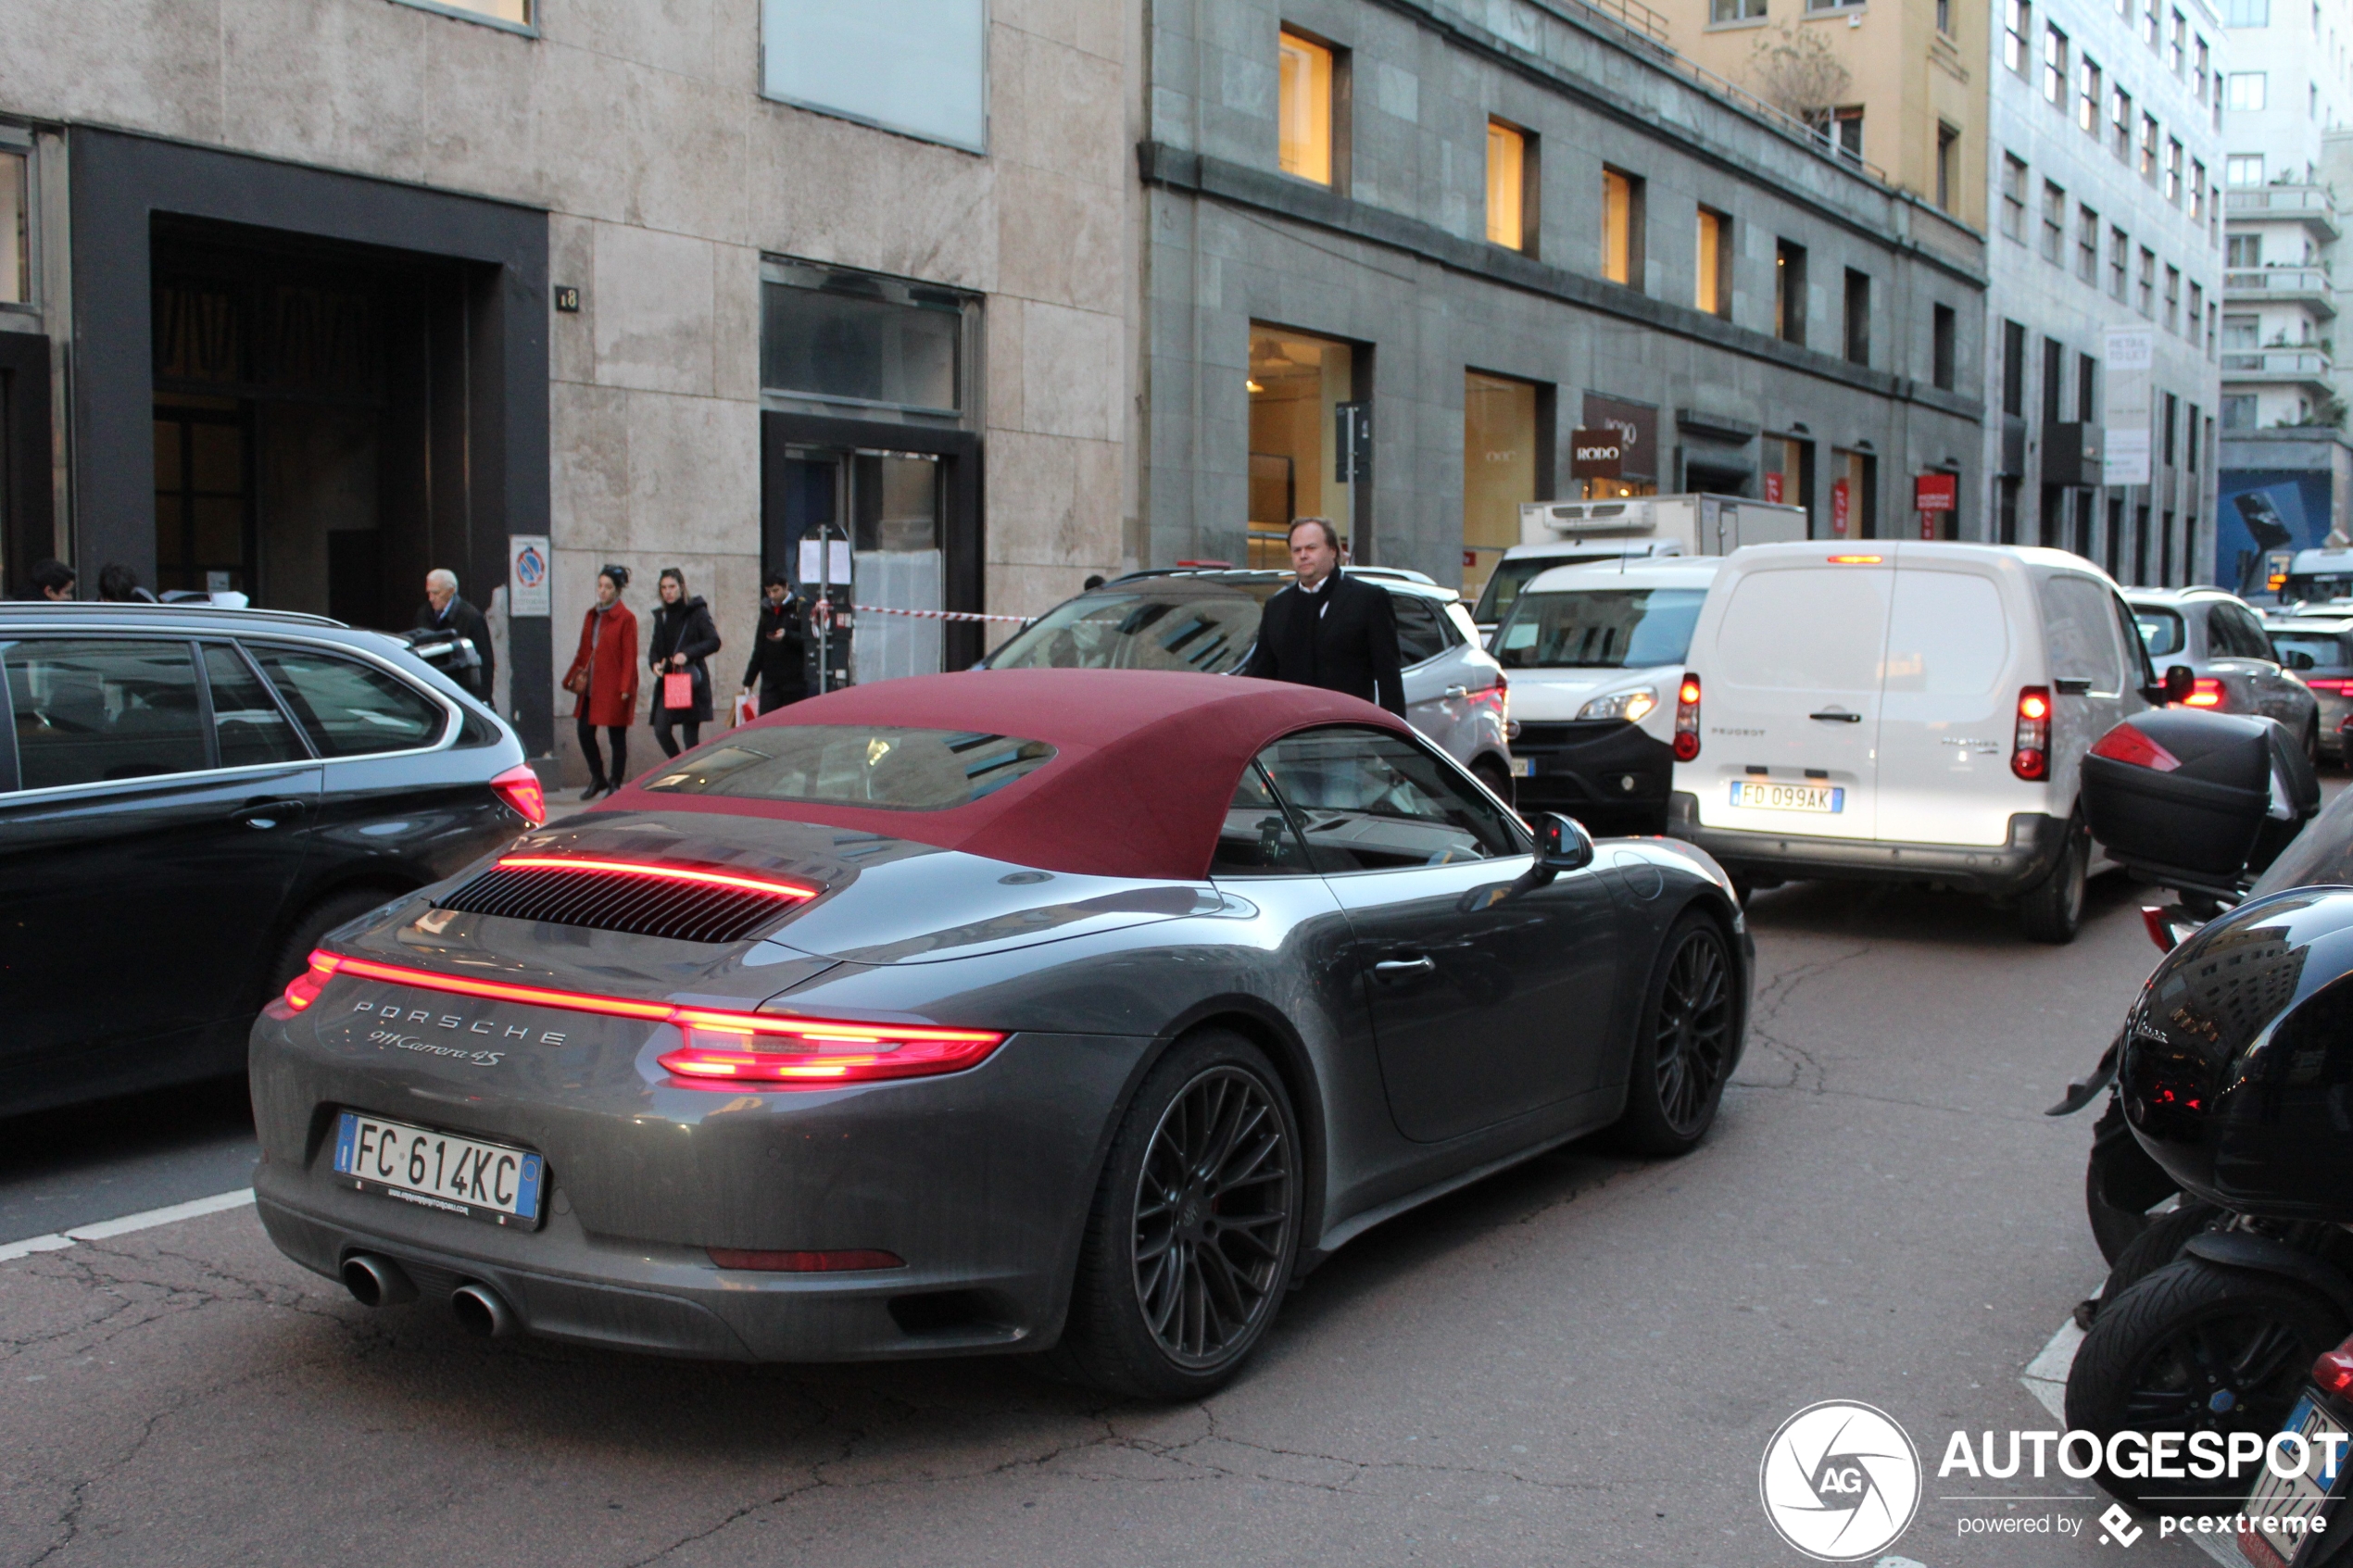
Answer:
[2022, 1312, 2246, 1567]
[0, 1188, 255, 1263]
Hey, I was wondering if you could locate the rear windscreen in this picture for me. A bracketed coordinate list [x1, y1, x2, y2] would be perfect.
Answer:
[1715, 568, 1890, 692]
[2271, 632, 2353, 673]
[1492, 588, 1706, 670]
[2133, 608, 2186, 659]
[644, 725, 1056, 811]
[985, 586, 1272, 675]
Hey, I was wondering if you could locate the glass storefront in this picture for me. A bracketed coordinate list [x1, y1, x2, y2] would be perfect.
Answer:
[1248, 326, 1354, 568]
[1464, 371, 1538, 599]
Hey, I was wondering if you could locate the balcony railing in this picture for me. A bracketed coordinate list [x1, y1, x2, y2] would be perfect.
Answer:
[2228, 184, 2344, 236]
[2221, 346, 2335, 378]
[2228, 268, 2334, 293]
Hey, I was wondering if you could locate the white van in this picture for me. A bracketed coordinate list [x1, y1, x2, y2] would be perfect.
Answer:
[1491, 558, 1720, 834]
[1667, 542, 2159, 942]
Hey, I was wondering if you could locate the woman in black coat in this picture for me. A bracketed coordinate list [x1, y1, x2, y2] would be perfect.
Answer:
[647, 567, 722, 757]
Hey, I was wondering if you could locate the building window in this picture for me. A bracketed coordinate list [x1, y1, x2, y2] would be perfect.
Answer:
[1249, 325, 1356, 567]
[2042, 182, 2067, 262]
[2314, 82, 2323, 118]
[2222, 394, 2259, 430]
[1711, 0, 1769, 19]
[2078, 57, 2103, 134]
[1936, 122, 1960, 210]
[396, 0, 531, 26]
[759, 258, 975, 423]
[2226, 153, 2266, 185]
[2226, 71, 2269, 110]
[2111, 86, 2133, 160]
[2191, 159, 2208, 220]
[2164, 265, 2181, 332]
[0, 146, 24, 307]
[2002, 320, 2027, 416]
[1695, 207, 1732, 316]
[1602, 168, 1644, 287]
[2139, 113, 2159, 181]
[2188, 281, 2204, 343]
[2044, 336, 2066, 423]
[2170, 10, 2186, 73]
[1463, 372, 1545, 600]
[2143, 0, 2160, 47]
[1938, 0, 1952, 31]
[2221, 312, 2259, 349]
[1278, 29, 1339, 186]
[760, 0, 986, 152]
[1932, 305, 1957, 390]
[2078, 204, 2101, 281]
[1807, 107, 1864, 163]
[2079, 352, 2098, 420]
[2044, 24, 2070, 105]
[2226, 0, 2266, 22]
[2195, 36, 2210, 98]
[2164, 138, 2183, 203]
[2137, 246, 2156, 316]
[2006, 0, 2031, 72]
[2110, 225, 2130, 299]
[1775, 239, 1807, 345]
[2228, 232, 2261, 267]
[1843, 270, 1870, 365]
[1486, 120, 1533, 252]
[2001, 154, 2028, 240]
[2187, 403, 2200, 469]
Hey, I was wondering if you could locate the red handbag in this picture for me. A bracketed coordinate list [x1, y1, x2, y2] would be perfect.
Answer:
[661, 671, 695, 710]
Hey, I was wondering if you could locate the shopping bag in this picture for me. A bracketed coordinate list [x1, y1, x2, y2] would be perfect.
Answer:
[662, 671, 695, 710]
[732, 691, 757, 728]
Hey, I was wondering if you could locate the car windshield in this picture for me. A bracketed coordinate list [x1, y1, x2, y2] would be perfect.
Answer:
[2133, 608, 2187, 659]
[1472, 552, 1654, 624]
[2271, 632, 2353, 673]
[1491, 587, 1708, 670]
[643, 725, 1056, 810]
[986, 583, 1277, 674]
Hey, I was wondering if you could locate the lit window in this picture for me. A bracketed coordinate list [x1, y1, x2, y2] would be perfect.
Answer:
[1486, 120, 1528, 250]
[1278, 30, 1335, 186]
[1603, 169, 1642, 287]
[2077, 57, 2103, 134]
[1696, 207, 1730, 315]
[2110, 86, 2133, 159]
[397, 0, 529, 23]
[2005, 0, 2031, 71]
[0, 150, 24, 307]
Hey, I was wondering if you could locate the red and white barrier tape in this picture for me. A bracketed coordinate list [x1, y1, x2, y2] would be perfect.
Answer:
[840, 603, 1035, 625]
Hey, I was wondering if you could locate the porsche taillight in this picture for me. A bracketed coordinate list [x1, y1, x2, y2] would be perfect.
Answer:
[265, 949, 344, 1020]
[1672, 674, 1702, 762]
[2011, 686, 2051, 781]
[490, 764, 547, 826]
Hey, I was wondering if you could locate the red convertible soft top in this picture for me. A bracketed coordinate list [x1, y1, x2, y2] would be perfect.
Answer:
[602, 670, 1415, 881]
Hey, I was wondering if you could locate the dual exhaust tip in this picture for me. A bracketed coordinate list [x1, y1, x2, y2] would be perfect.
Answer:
[340, 1253, 514, 1338]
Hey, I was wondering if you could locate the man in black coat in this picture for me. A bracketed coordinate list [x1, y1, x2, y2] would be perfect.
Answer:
[418, 569, 495, 699]
[740, 572, 810, 715]
[1240, 517, 1406, 717]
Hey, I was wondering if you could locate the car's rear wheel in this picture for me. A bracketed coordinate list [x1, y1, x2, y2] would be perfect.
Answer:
[2019, 819, 2087, 945]
[264, 887, 401, 1007]
[1050, 1029, 1302, 1399]
[1611, 912, 1736, 1156]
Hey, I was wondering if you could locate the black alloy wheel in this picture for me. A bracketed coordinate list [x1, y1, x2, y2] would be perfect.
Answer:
[2066, 1257, 2347, 1512]
[1614, 913, 1736, 1156]
[1047, 1029, 1302, 1399]
[1132, 1066, 1294, 1367]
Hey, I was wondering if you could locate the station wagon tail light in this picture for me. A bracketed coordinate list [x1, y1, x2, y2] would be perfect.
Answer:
[2011, 686, 2052, 781]
[1672, 674, 1702, 761]
[2307, 677, 2353, 694]
[283, 948, 1005, 1087]
[265, 950, 345, 1020]
[2183, 676, 2226, 709]
[2090, 724, 2183, 773]
[490, 764, 547, 826]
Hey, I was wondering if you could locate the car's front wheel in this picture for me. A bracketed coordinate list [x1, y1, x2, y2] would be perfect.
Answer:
[1611, 912, 1737, 1156]
[1050, 1029, 1302, 1399]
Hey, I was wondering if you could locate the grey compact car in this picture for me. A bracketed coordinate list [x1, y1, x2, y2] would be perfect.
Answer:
[2263, 614, 2353, 760]
[979, 569, 1516, 799]
[248, 669, 1747, 1399]
[2126, 587, 2321, 759]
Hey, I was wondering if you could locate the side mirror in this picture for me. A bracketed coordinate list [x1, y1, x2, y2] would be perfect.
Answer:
[1529, 810, 1595, 872]
[2164, 664, 2196, 705]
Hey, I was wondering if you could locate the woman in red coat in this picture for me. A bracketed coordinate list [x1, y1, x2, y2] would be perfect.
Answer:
[563, 565, 639, 798]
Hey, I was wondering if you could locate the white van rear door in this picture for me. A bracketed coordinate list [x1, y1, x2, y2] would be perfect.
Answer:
[1872, 561, 2024, 847]
[1694, 555, 1893, 841]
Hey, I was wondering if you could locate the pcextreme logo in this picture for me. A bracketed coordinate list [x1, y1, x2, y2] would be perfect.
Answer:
[1759, 1400, 1923, 1562]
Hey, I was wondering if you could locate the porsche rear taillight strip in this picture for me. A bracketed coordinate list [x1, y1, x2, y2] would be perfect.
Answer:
[492, 856, 819, 901]
[274, 949, 1005, 1087]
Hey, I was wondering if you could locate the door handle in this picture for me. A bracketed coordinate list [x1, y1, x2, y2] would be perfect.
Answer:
[1807, 709, 1863, 723]
[1443, 684, 1469, 700]
[1373, 956, 1437, 978]
[234, 797, 309, 830]
[2053, 676, 2093, 696]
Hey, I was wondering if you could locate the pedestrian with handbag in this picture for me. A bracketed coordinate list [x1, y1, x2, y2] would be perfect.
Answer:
[563, 565, 638, 799]
[648, 567, 722, 758]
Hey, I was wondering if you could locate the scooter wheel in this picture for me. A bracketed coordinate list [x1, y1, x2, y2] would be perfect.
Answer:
[2066, 1258, 2347, 1513]
[2088, 1203, 2223, 1323]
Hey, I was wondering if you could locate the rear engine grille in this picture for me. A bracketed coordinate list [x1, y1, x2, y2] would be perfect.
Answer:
[435, 864, 805, 945]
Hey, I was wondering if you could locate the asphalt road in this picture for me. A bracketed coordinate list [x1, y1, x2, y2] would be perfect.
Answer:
[0, 875, 2217, 1567]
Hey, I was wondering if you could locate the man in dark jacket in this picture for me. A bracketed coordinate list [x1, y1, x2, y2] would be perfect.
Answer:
[1240, 518, 1406, 717]
[418, 569, 496, 699]
[739, 573, 809, 715]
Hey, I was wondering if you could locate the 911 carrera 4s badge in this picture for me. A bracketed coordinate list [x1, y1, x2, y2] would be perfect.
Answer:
[333, 1110, 546, 1228]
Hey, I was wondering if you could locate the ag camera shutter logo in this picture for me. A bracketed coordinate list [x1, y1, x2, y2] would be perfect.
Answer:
[1758, 1400, 1922, 1562]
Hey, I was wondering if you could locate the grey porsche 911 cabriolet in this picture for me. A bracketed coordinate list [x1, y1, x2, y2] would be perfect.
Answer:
[250, 669, 1749, 1398]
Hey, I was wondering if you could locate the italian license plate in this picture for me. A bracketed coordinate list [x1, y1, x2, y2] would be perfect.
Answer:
[1510, 756, 1534, 778]
[1730, 780, 1844, 813]
[2243, 1394, 2348, 1564]
[332, 1110, 545, 1228]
